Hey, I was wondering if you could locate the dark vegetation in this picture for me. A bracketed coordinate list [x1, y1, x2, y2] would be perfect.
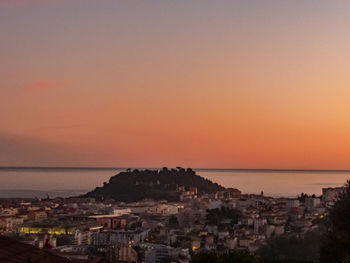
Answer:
[191, 251, 257, 263]
[85, 167, 224, 202]
[319, 180, 350, 262]
[297, 193, 316, 202]
[191, 235, 319, 263]
[169, 215, 179, 228]
[259, 180, 350, 262]
[206, 207, 241, 226]
[258, 231, 321, 262]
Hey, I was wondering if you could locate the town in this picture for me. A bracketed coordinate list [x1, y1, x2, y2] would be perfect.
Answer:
[0, 184, 344, 263]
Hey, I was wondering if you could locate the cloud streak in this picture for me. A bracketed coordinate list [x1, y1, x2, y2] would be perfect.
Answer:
[0, 0, 67, 8]
[0, 131, 100, 167]
[27, 80, 72, 91]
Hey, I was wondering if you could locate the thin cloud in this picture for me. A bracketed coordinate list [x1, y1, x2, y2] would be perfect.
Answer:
[28, 81, 54, 90]
[0, 0, 66, 8]
[0, 131, 94, 167]
[27, 80, 72, 91]
[31, 124, 86, 132]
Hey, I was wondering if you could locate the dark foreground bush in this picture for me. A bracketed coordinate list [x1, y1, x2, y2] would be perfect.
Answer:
[191, 251, 257, 263]
[258, 231, 321, 262]
[319, 180, 350, 262]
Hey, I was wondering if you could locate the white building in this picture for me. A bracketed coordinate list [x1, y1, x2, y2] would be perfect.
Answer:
[0, 216, 24, 233]
[305, 198, 321, 211]
[113, 208, 131, 216]
[73, 230, 91, 245]
[155, 204, 178, 215]
[286, 199, 300, 209]
[226, 237, 238, 250]
[144, 243, 190, 263]
[92, 229, 150, 246]
[254, 218, 267, 234]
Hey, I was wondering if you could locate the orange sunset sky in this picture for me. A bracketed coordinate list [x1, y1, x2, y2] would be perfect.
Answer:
[1, 0, 350, 169]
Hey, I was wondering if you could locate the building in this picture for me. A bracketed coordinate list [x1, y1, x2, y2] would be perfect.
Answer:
[73, 229, 92, 245]
[28, 211, 47, 221]
[191, 240, 201, 251]
[285, 199, 300, 209]
[113, 208, 132, 216]
[93, 215, 127, 229]
[305, 197, 321, 211]
[208, 200, 222, 210]
[205, 235, 216, 250]
[92, 229, 150, 246]
[254, 218, 267, 234]
[118, 246, 138, 262]
[144, 243, 190, 263]
[0, 208, 19, 216]
[274, 225, 285, 236]
[322, 187, 344, 203]
[189, 187, 198, 195]
[19, 220, 99, 235]
[0, 216, 24, 233]
[155, 204, 179, 215]
[226, 237, 238, 249]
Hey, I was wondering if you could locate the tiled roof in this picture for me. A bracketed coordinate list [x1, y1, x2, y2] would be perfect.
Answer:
[0, 235, 71, 263]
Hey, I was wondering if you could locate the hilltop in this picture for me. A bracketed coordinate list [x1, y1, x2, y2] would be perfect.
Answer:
[85, 167, 224, 202]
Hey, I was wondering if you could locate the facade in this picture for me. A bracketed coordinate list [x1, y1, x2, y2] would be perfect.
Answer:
[155, 204, 178, 215]
[18, 221, 99, 235]
[305, 197, 321, 211]
[208, 201, 222, 210]
[118, 246, 138, 262]
[73, 230, 91, 245]
[144, 243, 190, 263]
[285, 199, 300, 209]
[28, 211, 47, 221]
[92, 229, 150, 246]
[0, 216, 24, 233]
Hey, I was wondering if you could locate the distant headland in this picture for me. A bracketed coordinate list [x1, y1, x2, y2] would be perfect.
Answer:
[84, 167, 224, 202]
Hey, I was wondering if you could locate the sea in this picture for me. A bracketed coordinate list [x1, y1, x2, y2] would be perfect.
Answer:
[0, 167, 349, 199]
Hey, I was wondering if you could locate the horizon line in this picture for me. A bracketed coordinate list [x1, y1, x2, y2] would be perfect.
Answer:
[1, 166, 350, 173]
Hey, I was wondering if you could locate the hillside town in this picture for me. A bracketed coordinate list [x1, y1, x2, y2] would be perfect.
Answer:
[0, 185, 344, 263]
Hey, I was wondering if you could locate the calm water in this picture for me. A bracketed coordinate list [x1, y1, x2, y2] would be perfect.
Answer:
[0, 168, 349, 198]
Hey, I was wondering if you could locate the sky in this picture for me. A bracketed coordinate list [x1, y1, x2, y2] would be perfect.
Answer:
[1, 0, 350, 169]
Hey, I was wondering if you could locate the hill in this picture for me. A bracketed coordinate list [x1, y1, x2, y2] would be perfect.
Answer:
[85, 167, 224, 202]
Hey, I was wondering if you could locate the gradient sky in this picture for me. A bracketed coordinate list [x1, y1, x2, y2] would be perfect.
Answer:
[1, 0, 350, 169]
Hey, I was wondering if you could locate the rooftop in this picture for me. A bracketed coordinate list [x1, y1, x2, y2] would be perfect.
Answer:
[0, 235, 70, 263]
